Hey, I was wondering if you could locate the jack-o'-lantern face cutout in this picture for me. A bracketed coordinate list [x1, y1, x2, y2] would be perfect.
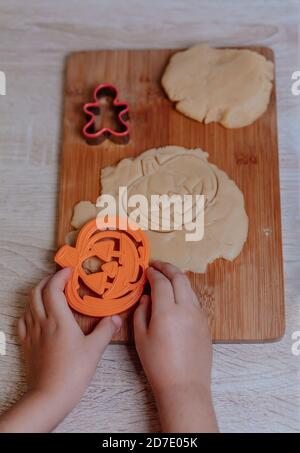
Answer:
[55, 219, 149, 317]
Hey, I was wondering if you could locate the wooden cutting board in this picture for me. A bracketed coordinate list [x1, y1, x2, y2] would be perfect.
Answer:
[57, 47, 284, 343]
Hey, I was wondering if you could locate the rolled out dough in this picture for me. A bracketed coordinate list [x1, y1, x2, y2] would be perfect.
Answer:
[100, 146, 248, 272]
[161, 44, 274, 128]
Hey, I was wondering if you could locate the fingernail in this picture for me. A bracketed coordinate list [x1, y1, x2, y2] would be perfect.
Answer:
[111, 315, 122, 332]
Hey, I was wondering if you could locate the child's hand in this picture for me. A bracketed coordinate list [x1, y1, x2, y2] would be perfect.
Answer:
[19, 267, 121, 403]
[0, 268, 122, 433]
[134, 261, 218, 433]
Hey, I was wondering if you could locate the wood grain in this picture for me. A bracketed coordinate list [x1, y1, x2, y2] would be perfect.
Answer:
[58, 47, 284, 343]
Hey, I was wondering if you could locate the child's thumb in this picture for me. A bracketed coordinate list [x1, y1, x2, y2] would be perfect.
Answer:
[87, 315, 122, 354]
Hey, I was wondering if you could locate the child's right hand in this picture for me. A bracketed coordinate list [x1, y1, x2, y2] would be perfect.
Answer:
[134, 261, 218, 433]
[0, 268, 122, 433]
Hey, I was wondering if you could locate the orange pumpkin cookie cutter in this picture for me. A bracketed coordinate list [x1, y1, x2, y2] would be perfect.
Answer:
[55, 218, 149, 317]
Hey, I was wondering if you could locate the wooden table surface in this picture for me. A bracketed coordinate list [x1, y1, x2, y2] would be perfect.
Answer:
[0, 0, 299, 433]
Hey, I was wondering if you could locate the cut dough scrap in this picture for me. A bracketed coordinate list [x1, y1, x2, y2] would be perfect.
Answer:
[82, 256, 103, 274]
[161, 44, 274, 128]
[64, 229, 79, 246]
[71, 200, 98, 229]
[100, 146, 248, 273]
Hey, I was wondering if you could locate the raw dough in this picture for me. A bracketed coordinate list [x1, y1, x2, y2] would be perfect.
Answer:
[100, 146, 248, 272]
[161, 44, 274, 128]
[71, 200, 98, 229]
[82, 256, 103, 274]
[64, 229, 79, 246]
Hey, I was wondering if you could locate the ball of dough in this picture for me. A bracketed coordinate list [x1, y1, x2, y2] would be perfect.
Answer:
[161, 44, 274, 128]
[101, 146, 248, 272]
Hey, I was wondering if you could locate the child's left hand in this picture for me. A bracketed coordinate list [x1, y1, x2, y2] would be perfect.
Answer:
[0, 268, 122, 432]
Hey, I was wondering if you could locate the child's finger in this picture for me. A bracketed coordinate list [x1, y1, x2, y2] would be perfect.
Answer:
[151, 261, 195, 306]
[24, 306, 34, 329]
[29, 276, 50, 321]
[86, 316, 122, 355]
[146, 267, 175, 314]
[134, 295, 151, 336]
[18, 317, 27, 342]
[151, 260, 182, 276]
[42, 268, 74, 321]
